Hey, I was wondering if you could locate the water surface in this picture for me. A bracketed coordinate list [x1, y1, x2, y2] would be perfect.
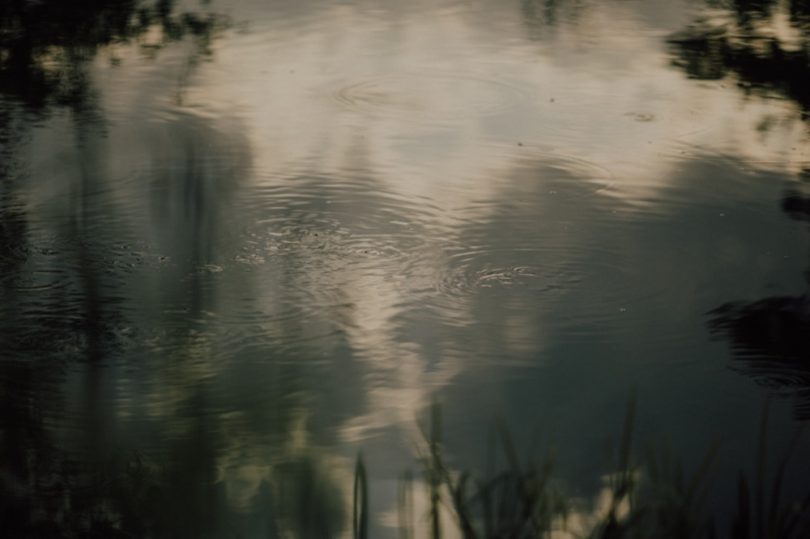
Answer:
[1, 0, 809, 536]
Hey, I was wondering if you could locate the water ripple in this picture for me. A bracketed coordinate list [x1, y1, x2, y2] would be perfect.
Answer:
[332, 72, 529, 122]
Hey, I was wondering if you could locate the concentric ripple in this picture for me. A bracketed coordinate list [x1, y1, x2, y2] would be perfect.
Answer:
[333, 72, 528, 121]
[243, 176, 442, 265]
[437, 254, 582, 299]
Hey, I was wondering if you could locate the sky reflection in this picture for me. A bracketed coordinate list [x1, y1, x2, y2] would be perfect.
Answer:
[1, 0, 809, 536]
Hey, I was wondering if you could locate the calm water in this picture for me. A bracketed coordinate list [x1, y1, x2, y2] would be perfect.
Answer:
[1, 0, 809, 536]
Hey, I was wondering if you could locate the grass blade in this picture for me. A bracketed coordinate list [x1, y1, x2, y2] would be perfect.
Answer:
[354, 454, 369, 539]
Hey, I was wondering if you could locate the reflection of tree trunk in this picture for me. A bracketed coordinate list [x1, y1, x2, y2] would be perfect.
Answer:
[0, 100, 29, 314]
[0, 188, 27, 341]
[1, 2, 236, 535]
[71, 97, 109, 463]
[0, 82, 38, 534]
[185, 138, 213, 317]
[163, 387, 222, 537]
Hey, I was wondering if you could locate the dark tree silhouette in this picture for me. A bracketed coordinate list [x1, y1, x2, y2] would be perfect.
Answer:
[0, 0, 223, 111]
[667, 0, 810, 112]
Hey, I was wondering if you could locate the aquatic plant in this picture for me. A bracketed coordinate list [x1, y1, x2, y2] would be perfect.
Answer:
[348, 398, 810, 539]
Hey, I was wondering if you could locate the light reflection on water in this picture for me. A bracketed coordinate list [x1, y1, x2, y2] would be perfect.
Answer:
[1, 0, 809, 536]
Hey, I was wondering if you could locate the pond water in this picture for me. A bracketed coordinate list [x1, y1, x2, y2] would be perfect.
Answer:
[1, 0, 809, 536]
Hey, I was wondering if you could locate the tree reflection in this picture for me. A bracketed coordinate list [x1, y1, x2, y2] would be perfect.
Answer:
[670, 0, 810, 418]
[519, 0, 588, 39]
[0, 0, 342, 538]
[667, 0, 810, 112]
[783, 187, 810, 223]
[709, 188, 810, 418]
[0, 0, 222, 111]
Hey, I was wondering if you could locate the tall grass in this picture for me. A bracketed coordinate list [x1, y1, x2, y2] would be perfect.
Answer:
[353, 399, 810, 538]
[730, 402, 810, 539]
[354, 454, 369, 539]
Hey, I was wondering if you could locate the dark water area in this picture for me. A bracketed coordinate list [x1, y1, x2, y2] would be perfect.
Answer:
[1, 0, 809, 537]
